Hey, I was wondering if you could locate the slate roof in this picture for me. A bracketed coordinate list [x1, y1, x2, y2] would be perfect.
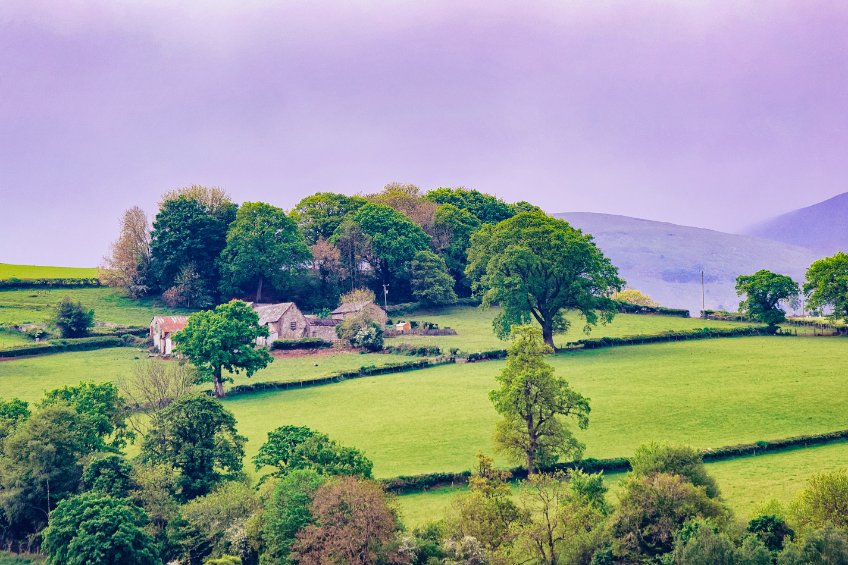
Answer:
[305, 316, 340, 327]
[331, 301, 373, 314]
[253, 303, 295, 325]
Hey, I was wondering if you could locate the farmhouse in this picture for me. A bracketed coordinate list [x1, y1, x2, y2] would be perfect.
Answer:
[252, 302, 309, 346]
[331, 301, 389, 326]
[149, 315, 188, 355]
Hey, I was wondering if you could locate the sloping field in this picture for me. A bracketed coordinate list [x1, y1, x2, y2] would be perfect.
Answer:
[0, 263, 97, 279]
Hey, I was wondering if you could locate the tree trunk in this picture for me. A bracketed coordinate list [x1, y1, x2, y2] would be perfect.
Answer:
[541, 319, 556, 351]
[213, 366, 225, 398]
[255, 275, 264, 303]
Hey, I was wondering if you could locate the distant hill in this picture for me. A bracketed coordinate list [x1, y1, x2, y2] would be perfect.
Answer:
[554, 213, 818, 315]
[743, 192, 848, 255]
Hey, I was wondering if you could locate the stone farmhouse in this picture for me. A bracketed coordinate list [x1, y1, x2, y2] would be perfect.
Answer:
[331, 301, 389, 326]
[304, 316, 342, 341]
[252, 302, 309, 346]
[149, 315, 189, 355]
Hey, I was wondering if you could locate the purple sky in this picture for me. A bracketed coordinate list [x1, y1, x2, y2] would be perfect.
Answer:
[2, 1, 848, 266]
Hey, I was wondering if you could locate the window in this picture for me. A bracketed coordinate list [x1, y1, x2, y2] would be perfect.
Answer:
[290, 321, 297, 331]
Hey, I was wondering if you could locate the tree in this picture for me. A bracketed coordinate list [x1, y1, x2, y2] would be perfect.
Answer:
[82, 455, 136, 498]
[331, 219, 374, 291]
[291, 476, 402, 565]
[446, 454, 525, 556]
[670, 520, 771, 565]
[425, 187, 516, 225]
[467, 212, 623, 349]
[431, 203, 482, 296]
[0, 398, 29, 445]
[174, 300, 272, 398]
[345, 202, 431, 298]
[262, 469, 325, 565]
[777, 525, 848, 564]
[291, 192, 367, 245]
[410, 250, 458, 306]
[609, 473, 727, 562]
[149, 188, 237, 297]
[40, 381, 132, 451]
[218, 202, 312, 302]
[791, 469, 848, 531]
[140, 395, 245, 501]
[340, 287, 377, 305]
[253, 425, 373, 481]
[118, 359, 197, 434]
[0, 406, 97, 537]
[736, 270, 799, 328]
[367, 182, 437, 229]
[336, 311, 384, 351]
[99, 206, 151, 297]
[612, 289, 658, 308]
[489, 325, 590, 474]
[42, 492, 160, 565]
[53, 297, 94, 338]
[804, 251, 848, 323]
[309, 238, 345, 305]
[629, 442, 720, 499]
[161, 263, 215, 308]
[747, 514, 794, 553]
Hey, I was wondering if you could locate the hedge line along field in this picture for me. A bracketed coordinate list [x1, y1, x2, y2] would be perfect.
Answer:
[395, 441, 848, 529]
[388, 305, 754, 352]
[0, 263, 98, 280]
[0, 348, 409, 404]
[0, 287, 190, 326]
[222, 337, 848, 478]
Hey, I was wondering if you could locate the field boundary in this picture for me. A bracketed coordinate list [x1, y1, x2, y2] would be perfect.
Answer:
[0, 278, 101, 289]
[384, 428, 848, 494]
[0, 336, 128, 358]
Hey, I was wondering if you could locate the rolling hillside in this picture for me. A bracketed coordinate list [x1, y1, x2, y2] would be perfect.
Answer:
[743, 191, 848, 255]
[555, 212, 818, 314]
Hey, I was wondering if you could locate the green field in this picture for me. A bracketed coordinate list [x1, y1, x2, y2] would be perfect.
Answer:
[219, 337, 848, 478]
[396, 441, 848, 528]
[0, 263, 97, 279]
[389, 305, 753, 352]
[0, 287, 189, 327]
[0, 348, 410, 404]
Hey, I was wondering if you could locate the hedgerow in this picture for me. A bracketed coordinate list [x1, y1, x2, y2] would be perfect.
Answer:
[568, 326, 778, 349]
[0, 277, 101, 289]
[271, 338, 332, 350]
[0, 336, 125, 358]
[615, 301, 690, 318]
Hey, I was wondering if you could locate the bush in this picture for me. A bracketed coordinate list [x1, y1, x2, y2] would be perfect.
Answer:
[0, 277, 101, 289]
[381, 344, 443, 357]
[53, 297, 94, 338]
[615, 300, 690, 317]
[336, 313, 384, 351]
[271, 338, 332, 351]
[0, 336, 124, 358]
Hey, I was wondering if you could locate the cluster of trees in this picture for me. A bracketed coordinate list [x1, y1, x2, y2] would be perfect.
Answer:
[735, 251, 848, 329]
[100, 184, 544, 310]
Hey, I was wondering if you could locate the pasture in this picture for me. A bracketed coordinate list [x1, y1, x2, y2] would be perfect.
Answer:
[389, 305, 753, 352]
[0, 263, 98, 280]
[221, 337, 848, 477]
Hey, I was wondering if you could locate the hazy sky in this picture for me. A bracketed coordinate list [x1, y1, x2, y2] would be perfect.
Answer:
[2, 1, 848, 266]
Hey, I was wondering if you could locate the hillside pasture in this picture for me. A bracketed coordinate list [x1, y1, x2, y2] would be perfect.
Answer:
[388, 305, 755, 352]
[221, 336, 848, 477]
[0, 263, 98, 280]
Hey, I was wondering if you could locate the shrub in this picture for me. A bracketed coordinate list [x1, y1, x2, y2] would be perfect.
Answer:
[0, 336, 124, 358]
[53, 297, 94, 338]
[336, 312, 384, 351]
[0, 278, 101, 289]
[271, 338, 332, 351]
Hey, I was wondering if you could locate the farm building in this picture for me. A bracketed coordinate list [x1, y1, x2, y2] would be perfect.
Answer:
[304, 316, 341, 341]
[331, 301, 388, 326]
[252, 302, 309, 346]
[149, 315, 188, 355]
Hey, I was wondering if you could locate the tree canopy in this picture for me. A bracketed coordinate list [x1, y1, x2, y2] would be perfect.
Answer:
[53, 297, 94, 338]
[425, 187, 517, 224]
[174, 300, 271, 398]
[736, 269, 799, 327]
[291, 192, 367, 244]
[467, 211, 623, 348]
[490, 325, 590, 474]
[218, 201, 312, 302]
[804, 251, 848, 323]
[410, 250, 458, 306]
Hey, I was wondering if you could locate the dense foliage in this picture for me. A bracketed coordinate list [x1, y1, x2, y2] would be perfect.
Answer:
[736, 269, 800, 327]
[53, 297, 94, 338]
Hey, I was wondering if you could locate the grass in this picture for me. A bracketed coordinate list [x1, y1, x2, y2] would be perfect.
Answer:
[0, 263, 97, 280]
[396, 441, 848, 529]
[0, 287, 190, 327]
[388, 305, 754, 352]
[220, 336, 848, 478]
[0, 331, 31, 348]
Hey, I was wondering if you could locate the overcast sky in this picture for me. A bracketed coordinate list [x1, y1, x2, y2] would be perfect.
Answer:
[2, 1, 848, 266]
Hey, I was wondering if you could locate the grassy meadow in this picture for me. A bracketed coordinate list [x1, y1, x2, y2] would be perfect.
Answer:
[0, 263, 98, 280]
[389, 305, 754, 352]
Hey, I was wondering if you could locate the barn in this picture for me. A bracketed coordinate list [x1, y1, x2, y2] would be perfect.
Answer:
[252, 302, 309, 346]
[330, 301, 388, 326]
[149, 315, 189, 355]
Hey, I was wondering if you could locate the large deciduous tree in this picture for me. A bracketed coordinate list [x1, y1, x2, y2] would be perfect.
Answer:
[173, 300, 271, 398]
[43, 493, 160, 565]
[218, 202, 312, 302]
[804, 251, 848, 323]
[467, 212, 623, 348]
[735, 270, 799, 328]
[431, 203, 482, 295]
[490, 325, 590, 474]
[262, 469, 325, 565]
[291, 192, 367, 244]
[140, 394, 245, 501]
[425, 187, 517, 224]
[410, 250, 458, 306]
[344, 202, 431, 298]
[99, 206, 151, 297]
[149, 187, 237, 301]
[367, 182, 437, 229]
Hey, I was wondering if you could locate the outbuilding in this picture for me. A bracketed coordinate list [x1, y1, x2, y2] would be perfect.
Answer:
[149, 315, 189, 355]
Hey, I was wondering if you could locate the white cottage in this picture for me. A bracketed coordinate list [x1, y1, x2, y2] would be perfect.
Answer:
[149, 315, 189, 355]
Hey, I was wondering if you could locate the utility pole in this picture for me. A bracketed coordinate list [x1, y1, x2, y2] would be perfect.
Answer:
[382, 283, 389, 311]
